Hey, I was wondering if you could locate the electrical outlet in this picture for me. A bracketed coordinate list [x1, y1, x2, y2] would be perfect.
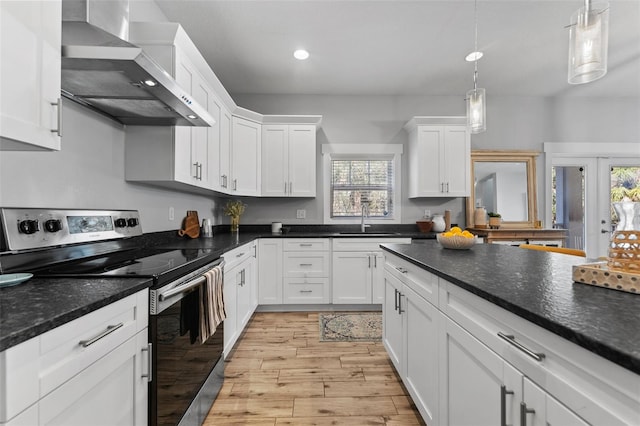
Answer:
[296, 209, 306, 219]
[424, 209, 431, 218]
[169, 207, 175, 221]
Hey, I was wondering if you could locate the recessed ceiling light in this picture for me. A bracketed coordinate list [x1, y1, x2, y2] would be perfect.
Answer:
[465, 51, 483, 62]
[143, 79, 158, 87]
[187, 114, 197, 119]
[294, 49, 309, 60]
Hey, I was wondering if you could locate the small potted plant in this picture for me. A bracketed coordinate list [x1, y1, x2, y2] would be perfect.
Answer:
[488, 212, 502, 229]
[223, 199, 247, 232]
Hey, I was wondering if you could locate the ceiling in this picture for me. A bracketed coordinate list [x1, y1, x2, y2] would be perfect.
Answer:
[154, 0, 640, 99]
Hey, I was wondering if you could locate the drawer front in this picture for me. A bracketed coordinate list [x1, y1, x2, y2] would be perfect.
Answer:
[332, 238, 411, 252]
[283, 252, 330, 277]
[38, 291, 146, 398]
[223, 241, 256, 269]
[283, 278, 330, 303]
[384, 253, 438, 305]
[283, 239, 330, 251]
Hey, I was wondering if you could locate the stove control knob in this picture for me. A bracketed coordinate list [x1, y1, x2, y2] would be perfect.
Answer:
[18, 219, 39, 235]
[44, 219, 62, 233]
[114, 218, 127, 228]
[127, 218, 139, 227]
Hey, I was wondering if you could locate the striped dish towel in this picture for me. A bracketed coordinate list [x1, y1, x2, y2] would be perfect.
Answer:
[199, 264, 226, 343]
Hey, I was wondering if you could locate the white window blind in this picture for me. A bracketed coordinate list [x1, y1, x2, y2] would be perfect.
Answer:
[330, 159, 394, 218]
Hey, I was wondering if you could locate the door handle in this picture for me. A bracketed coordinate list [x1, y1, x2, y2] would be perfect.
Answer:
[51, 98, 62, 137]
[398, 292, 404, 314]
[394, 288, 399, 311]
[141, 343, 153, 382]
[520, 402, 535, 426]
[601, 229, 609, 234]
[500, 385, 514, 426]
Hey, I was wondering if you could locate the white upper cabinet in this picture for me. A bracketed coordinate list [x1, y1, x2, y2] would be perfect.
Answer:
[405, 117, 470, 198]
[231, 116, 261, 196]
[0, 0, 61, 151]
[262, 124, 317, 197]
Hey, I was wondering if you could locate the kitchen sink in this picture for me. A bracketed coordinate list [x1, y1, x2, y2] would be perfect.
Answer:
[336, 232, 401, 236]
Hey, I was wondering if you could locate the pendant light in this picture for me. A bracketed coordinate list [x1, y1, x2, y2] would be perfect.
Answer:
[466, 0, 486, 134]
[568, 0, 609, 84]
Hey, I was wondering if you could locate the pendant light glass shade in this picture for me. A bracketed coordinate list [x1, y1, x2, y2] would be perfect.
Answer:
[466, 87, 486, 134]
[568, 1, 609, 84]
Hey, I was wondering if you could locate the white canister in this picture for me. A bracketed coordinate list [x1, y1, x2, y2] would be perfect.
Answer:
[272, 222, 283, 234]
[432, 214, 446, 233]
[201, 218, 213, 237]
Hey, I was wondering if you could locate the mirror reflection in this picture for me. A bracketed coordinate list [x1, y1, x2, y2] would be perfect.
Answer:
[474, 162, 528, 221]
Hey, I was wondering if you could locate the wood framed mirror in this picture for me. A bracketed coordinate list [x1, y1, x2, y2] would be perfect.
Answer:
[466, 150, 539, 228]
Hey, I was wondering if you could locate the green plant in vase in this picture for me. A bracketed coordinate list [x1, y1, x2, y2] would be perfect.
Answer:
[488, 212, 502, 229]
[224, 199, 247, 232]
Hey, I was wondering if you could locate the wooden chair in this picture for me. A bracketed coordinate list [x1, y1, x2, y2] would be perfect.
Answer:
[518, 244, 586, 257]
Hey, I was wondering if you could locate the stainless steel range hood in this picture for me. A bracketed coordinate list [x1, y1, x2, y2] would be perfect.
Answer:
[61, 0, 214, 127]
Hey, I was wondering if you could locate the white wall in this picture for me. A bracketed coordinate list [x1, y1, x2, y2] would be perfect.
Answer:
[0, 101, 217, 233]
[233, 93, 640, 226]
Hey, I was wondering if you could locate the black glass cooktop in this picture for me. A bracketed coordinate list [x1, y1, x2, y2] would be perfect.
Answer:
[31, 248, 219, 286]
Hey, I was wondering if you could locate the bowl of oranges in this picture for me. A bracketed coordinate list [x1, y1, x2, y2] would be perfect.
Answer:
[436, 227, 477, 250]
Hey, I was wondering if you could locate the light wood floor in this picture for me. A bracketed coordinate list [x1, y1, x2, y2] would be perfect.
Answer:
[203, 312, 426, 425]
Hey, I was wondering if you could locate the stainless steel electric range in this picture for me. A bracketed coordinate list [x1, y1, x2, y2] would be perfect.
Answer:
[0, 208, 225, 426]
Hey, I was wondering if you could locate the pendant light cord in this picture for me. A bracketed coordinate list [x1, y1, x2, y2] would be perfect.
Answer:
[473, 0, 479, 91]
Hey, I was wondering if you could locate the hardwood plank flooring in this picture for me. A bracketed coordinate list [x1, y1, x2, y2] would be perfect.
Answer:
[204, 312, 425, 425]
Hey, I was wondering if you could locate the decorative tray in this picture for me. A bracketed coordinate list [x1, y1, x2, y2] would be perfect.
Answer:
[572, 262, 639, 294]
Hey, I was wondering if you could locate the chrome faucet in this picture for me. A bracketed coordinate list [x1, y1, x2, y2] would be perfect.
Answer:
[360, 204, 370, 233]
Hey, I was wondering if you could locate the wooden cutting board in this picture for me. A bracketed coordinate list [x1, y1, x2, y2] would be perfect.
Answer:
[178, 210, 200, 238]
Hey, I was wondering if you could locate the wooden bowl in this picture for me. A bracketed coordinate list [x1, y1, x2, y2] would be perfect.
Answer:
[416, 220, 433, 233]
[436, 233, 477, 250]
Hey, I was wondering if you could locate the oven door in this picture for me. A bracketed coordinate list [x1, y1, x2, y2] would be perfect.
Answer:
[149, 260, 225, 426]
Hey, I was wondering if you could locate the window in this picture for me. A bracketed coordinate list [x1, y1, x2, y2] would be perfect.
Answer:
[322, 144, 402, 224]
[331, 159, 393, 218]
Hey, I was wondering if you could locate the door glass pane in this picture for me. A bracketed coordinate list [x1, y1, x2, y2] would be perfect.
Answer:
[552, 166, 585, 249]
[610, 166, 640, 228]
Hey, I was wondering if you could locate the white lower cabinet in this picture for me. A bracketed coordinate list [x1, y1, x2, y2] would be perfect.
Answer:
[223, 241, 258, 356]
[332, 238, 410, 304]
[383, 263, 439, 424]
[282, 239, 330, 304]
[0, 290, 149, 426]
[384, 251, 637, 426]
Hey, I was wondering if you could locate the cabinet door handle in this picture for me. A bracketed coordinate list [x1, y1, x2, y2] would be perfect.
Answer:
[394, 288, 399, 311]
[289, 182, 293, 194]
[233, 179, 237, 190]
[79, 323, 124, 348]
[500, 385, 514, 426]
[520, 402, 535, 426]
[51, 98, 62, 137]
[398, 292, 404, 314]
[193, 162, 199, 179]
[440, 182, 444, 192]
[498, 332, 546, 362]
[446, 182, 449, 192]
[285, 182, 288, 194]
[141, 343, 153, 382]
[368, 255, 371, 268]
[198, 163, 203, 180]
[374, 255, 377, 268]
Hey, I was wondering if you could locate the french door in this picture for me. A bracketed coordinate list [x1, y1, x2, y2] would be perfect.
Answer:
[545, 144, 640, 259]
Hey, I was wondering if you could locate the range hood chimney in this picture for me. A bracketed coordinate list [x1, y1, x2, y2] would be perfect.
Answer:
[61, 0, 214, 127]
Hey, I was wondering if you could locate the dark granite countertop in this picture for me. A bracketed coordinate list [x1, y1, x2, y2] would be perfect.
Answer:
[0, 225, 428, 353]
[380, 240, 640, 375]
[0, 276, 152, 351]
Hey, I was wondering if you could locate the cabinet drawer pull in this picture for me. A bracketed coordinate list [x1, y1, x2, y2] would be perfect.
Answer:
[299, 263, 312, 266]
[520, 402, 535, 426]
[299, 243, 313, 247]
[141, 343, 153, 382]
[79, 323, 124, 348]
[500, 385, 514, 426]
[395, 266, 408, 274]
[299, 290, 313, 293]
[498, 332, 545, 362]
[236, 252, 245, 258]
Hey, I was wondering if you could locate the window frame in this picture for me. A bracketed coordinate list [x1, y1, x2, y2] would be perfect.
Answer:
[322, 144, 403, 225]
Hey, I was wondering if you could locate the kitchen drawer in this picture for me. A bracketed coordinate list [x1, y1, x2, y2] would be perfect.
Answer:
[439, 281, 637, 425]
[283, 252, 329, 278]
[38, 291, 147, 398]
[384, 254, 438, 306]
[332, 237, 411, 252]
[283, 239, 330, 252]
[283, 278, 330, 303]
[223, 241, 256, 269]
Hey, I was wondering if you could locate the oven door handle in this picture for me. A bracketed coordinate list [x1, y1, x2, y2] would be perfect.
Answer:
[158, 260, 225, 301]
